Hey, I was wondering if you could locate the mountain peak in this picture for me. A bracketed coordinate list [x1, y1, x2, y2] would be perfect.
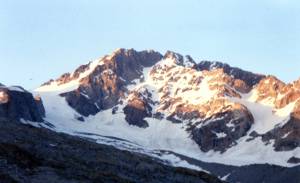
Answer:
[111, 48, 134, 57]
[111, 48, 161, 58]
[162, 50, 196, 67]
[196, 61, 265, 87]
[163, 50, 183, 60]
[38, 48, 163, 91]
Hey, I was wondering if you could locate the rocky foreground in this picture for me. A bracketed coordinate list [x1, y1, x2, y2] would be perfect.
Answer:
[0, 119, 223, 183]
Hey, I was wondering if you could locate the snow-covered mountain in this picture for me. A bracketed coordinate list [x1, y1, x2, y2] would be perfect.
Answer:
[34, 48, 300, 168]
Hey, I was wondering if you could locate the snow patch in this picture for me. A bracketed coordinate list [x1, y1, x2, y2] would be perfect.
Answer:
[214, 132, 227, 138]
[282, 131, 292, 139]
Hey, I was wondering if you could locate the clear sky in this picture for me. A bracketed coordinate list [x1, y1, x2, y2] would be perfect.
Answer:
[0, 0, 299, 89]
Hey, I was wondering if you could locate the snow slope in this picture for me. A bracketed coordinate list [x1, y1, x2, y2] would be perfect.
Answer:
[36, 57, 103, 93]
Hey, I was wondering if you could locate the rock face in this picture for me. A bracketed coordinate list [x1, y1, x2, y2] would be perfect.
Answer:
[41, 63, 91, 87]
[249, 77, 300, 152]
[262, 115, 300, 151]
[253, 76, 300, 108]
[262, 100, 300, 151]
[0, 118, 224, 183]
[190, 104, 254, 152]
[60, 48, 162, 116]
[123, 89, 154, 128]
[0, 86, 45, 122]
[195, 61, 265, 87]
[141, 53, 256, 152]
[163, 50, 196, 67]
[254, 76, 286, 104]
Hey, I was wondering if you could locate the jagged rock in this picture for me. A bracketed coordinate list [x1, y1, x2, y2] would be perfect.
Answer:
[167, 104, 202, 122]
[233, 79, 250, 93]
[262, 100, 300, 151]
[41, 79, 54, 86]
[123, 89, 154, 128]
[34, 95, 46, 118]
[253, 76, 300, 110]
[123, 104, 150, 128]
[190, 104, 253, 152]
[255, 76, 285, 102]
[196, 61, 265, 87]
[42, 63, 91, 87]
[0, 86, 45, 122]
[204, 68, 248, 95]
[60, 49, 162, 117]
[262, 116, 300, 151]
[163, 51, 196, 67]
[60, 89, 101, 117]
[288, 157, 300, 164]
[276, 90, 300, 109]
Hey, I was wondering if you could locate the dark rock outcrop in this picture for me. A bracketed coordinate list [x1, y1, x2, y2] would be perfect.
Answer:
[60, 90, 99, 117]
[195, 61, 265, 87]
[288, 157, 300, 164]
[190, 106, 254, 152]
[123, 103, 150, 128]
[123, 90, 154, 128]
[262, 101, 300, 152]
[262, 115, 300, 152]
[163, 50, 196, 67]
[0, 118, 224, 183]
[262, 120, 299, 152]
[0, 86, 45, 122]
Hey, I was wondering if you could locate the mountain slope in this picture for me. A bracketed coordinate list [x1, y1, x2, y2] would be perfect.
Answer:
[0, 118, 224, 183]
[35, 48, 300, 168]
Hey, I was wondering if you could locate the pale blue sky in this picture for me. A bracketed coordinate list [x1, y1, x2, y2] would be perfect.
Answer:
[0, 0, 299, 89]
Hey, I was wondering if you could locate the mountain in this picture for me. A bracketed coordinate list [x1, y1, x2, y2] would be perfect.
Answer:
[35, 48, 300, 165]
[1, 48, 300, 182]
